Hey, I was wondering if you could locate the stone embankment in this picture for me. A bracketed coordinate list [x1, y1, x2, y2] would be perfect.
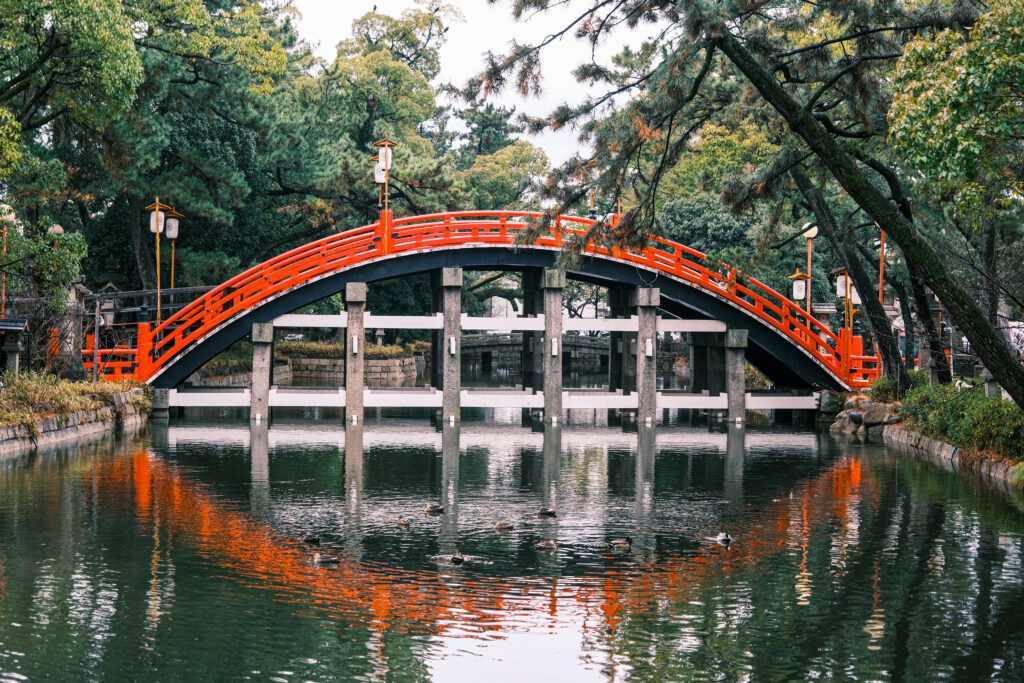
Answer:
[188, 355, 421, 388]
[830, 394, 1021, 492]
[0, 390, 147, 458]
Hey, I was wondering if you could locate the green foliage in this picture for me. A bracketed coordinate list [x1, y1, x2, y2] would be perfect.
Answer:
[900, 383, 1024, 461]
[891, 4, 1024, 217]
[866, 370, 927, 403]
[455, 140, 548, 209]
[658, 194, 754, 255]
[275, 340, 411, 359]
[177, 250, 243, 288]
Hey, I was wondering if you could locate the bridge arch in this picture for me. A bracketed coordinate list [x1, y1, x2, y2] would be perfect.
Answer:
[106, 211, 875, 390]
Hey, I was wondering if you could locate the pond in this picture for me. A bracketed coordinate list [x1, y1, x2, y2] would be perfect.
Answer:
[0, 412, 1022, 681]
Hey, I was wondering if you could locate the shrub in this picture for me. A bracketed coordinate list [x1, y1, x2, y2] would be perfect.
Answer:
[866, 370, 928, 403]
[899, 383, 1024, 461]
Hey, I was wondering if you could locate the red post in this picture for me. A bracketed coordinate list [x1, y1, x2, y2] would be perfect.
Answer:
[135, 322, 152, 382]
[379, 210, 393, 255]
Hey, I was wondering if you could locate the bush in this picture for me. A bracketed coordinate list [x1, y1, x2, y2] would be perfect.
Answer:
[276, 340, 412, 360]
[866, 370, 928, 403]
[900, 383, 1024, 461]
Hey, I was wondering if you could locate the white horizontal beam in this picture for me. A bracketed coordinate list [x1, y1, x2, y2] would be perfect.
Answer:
[461, 315, 546, 331]
[657, 319, 727, 333]
[460, 390, 544, 408]
[274, 313, 348, 328]
[365, 313, 443, 329]
[563, 392, 637, 409]
[746, 393, 819, 410]
[169, 389, 250, 407]
[269, 388, 345, 407]
[562, 316, 638, 333]
[657, 393, 728, 409]
[365, 389, 442, 407]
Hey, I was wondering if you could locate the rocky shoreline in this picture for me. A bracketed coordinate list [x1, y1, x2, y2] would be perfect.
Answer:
[829, 394, 1021, 493]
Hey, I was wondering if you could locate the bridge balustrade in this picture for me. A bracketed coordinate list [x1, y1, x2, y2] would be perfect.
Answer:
[80, 210, 880, 390]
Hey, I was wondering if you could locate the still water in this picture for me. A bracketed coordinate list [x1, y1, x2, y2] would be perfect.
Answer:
[1, 412, 1022, 681]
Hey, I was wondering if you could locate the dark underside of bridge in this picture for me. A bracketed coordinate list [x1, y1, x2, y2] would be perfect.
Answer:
[150, 246, 843, 391]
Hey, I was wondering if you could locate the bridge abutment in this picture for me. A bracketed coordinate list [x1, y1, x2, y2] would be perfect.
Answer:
[344, 282, 367, 426]
[542, 269, 565, 427]
[250, 322, 273, 423]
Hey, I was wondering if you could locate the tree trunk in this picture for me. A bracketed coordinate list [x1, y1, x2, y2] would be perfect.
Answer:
[793, 169, 911, 391]
[888, 277, 916, 373]
[128, 195, 154, 289]
[718, 32, 1024, 406]
[908, 266, 952, 383]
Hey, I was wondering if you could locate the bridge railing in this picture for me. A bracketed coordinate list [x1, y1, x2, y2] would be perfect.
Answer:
[96, 210, 871, 388]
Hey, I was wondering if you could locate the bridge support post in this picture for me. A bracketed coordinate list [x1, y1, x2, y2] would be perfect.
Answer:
[635, 288, 659, 430]
[725, 329, 748, 425]
[344, 283, 367, 426]
[442, 268, 462, 426]
[542, 269, 565, 426]
[250, 322, 274, 423]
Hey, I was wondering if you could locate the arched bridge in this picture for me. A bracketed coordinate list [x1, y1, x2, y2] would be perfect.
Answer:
[86, 210, 878, 390]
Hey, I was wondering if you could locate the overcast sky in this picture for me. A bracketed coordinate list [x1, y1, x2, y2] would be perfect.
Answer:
[290, 1, 637, 164]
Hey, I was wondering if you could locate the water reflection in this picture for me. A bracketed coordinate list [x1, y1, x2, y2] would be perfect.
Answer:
[0, 423, 1022, 681]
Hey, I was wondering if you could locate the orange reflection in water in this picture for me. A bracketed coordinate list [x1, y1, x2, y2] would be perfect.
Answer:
[86, 449, 877, 641]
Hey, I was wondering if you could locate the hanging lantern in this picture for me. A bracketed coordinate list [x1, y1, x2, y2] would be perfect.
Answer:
[834, 270, 849, 298]
[149, 209, 165, 234]
[165, 216, 179, 240]
[788, 268, 810, 301]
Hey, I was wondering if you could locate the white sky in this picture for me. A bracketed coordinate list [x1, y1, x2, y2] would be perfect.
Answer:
[290, 0, 638, 165]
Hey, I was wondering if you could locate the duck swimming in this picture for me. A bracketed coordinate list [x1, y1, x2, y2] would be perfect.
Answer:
[535, 540, 557, 551]
[302, 533, 320, 544]
[609, 537, 632, 551]
[424, 503, 445, 515]
[493, 521, 515, 532]
[312, 551, 340, 565]
[396, 517, 410, 528]
[537, 507, 557, 517]
[716, 531, 732, 545]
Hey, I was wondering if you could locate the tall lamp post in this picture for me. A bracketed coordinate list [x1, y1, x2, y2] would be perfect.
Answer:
[165, 207, 184, 290]
[145, 198, 173, 324]
[802, 222, 818, 316]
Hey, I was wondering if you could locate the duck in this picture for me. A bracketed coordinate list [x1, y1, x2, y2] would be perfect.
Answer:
[535, 540, 557, 551]
[302, 533, 321, 545]
[716, 531, 732, 545]
[609, 537, 632, 551]
[396, 517, 410, 528]
[424, 503, 445, 515]
[312, 551, 340, 565]
[493, 521, 515, 532]
[537, 507, 557, 517]
[450, 552, 465, 565]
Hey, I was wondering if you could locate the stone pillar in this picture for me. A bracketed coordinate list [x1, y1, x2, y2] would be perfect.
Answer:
[250, 421, 270, 521]
[635, 287, 659, 429]
[542, 269, 565, 426]
[980, 369, 1001, 398]
[442, 267, 462, 426]
[250, 322, 273, 423]
[344, 282, 367, 426]
[151, 387, 170, 420]
[725, 329, 748, 425]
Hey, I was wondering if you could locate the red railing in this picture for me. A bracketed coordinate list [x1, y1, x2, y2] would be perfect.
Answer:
[83, 211, 878, 389]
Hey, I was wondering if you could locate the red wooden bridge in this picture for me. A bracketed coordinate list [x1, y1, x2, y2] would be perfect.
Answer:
[84, 210, 879, 390]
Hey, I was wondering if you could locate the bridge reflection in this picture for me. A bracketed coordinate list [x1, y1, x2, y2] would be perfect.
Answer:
[106, 423, 868, 659]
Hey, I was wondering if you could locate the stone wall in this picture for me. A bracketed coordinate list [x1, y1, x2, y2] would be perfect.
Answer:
[188, 356, 419, 388]
[0, 390, 146, 459]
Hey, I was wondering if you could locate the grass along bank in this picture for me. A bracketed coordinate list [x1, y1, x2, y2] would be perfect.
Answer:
[864, 373, 1024, 487]
[0, 372, 151, 432]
